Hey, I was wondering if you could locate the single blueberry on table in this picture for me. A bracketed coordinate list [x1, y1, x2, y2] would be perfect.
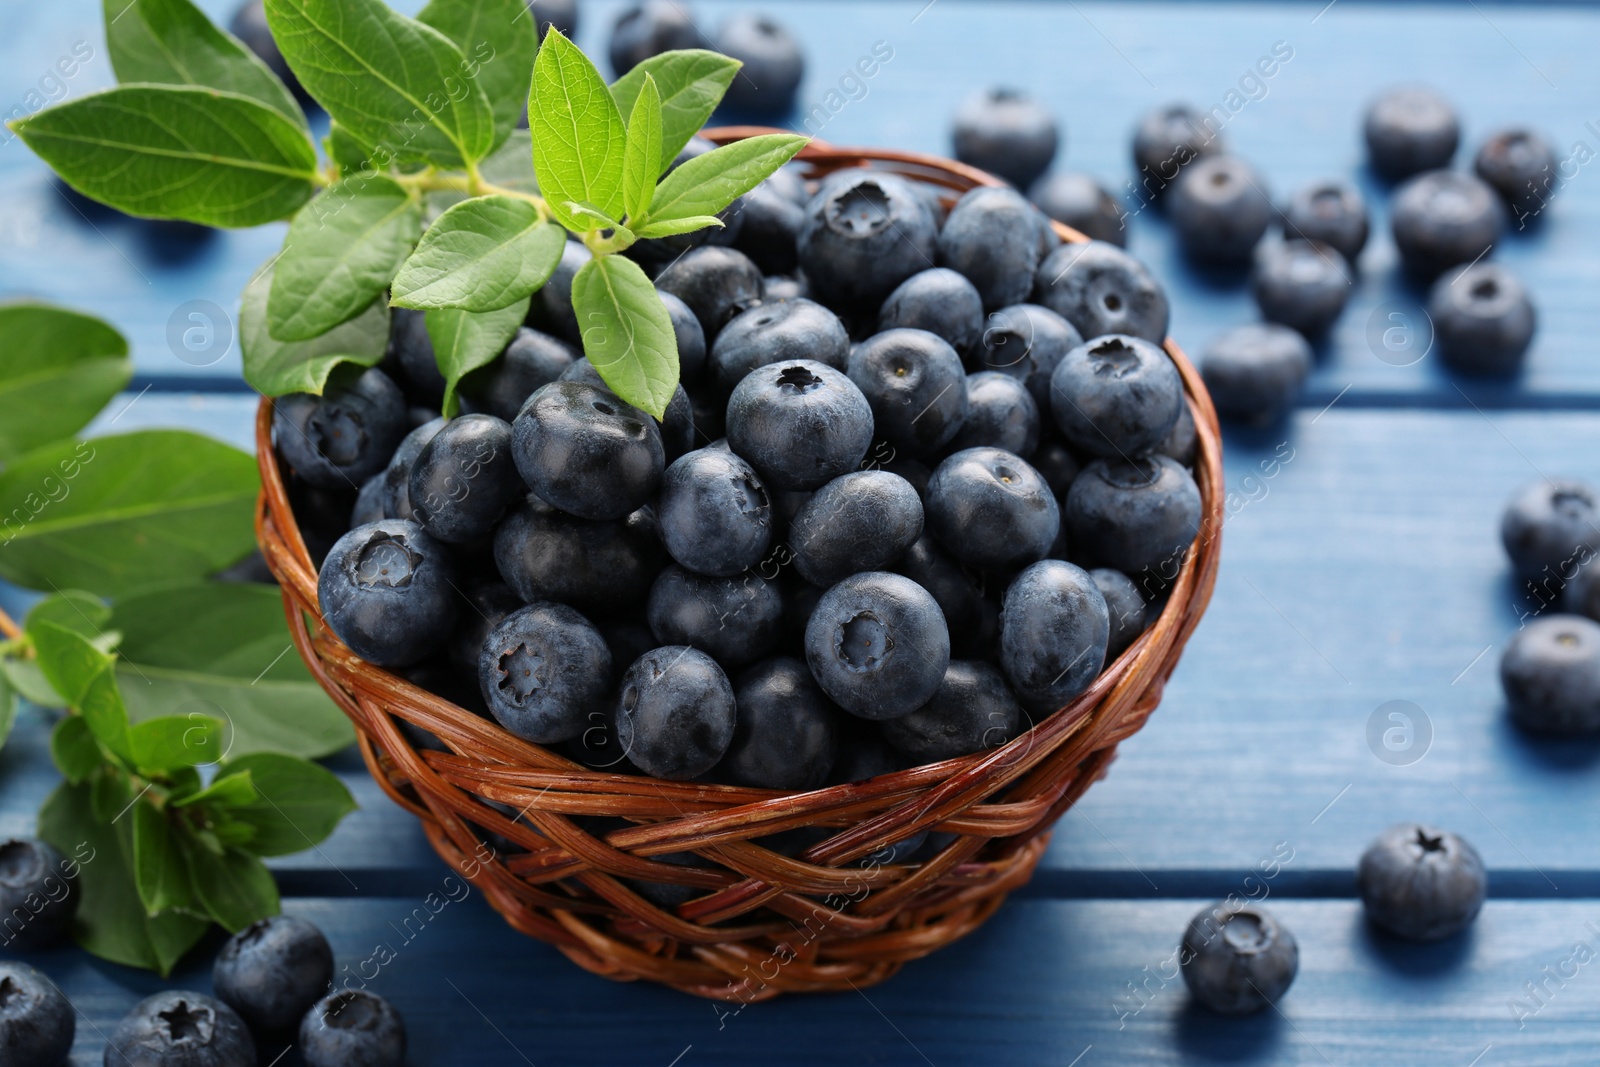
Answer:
[213, 915, 334, 1035]
[1282, 180, 1370, 265]
[647, 565, 785, 670]
[459, 326, 575, 422]
[1033, 240, 1170, 344]
[1565, 562, 1600, 626]
[0, 838, 76, 950]
[879, 660, 1026, 762]
[1475, 127, 1559, 218]
[0, 961, 73, 1066]
[385, 307, 446, 407]
[512, 381, 664, 521]
[1499, 479, 1600, 582]
[449, 579, 522, 671]
[789, 471, 925, 588]
[658, 447, 773, 577]
[798, 171, 938, 311]
[408, 414, 521, 544]
[608, 0, 705, 75]
[1358, 823, 1487, 942]
[878, 268, 985, 357]
[1131, 103, 1225, 200]
[1364, 86, 1460, 180]
[926, 448, 1059, 571]
[715, 13, 804, 116]
[1092, 567, 1147, 662]
[478, 602, 612, 744]
[726, 359, 874, 490]
[710, 298, 851, 395]
[1180, 902, 1299, 1015]
[1065, 455, 1202, 578]
[1169, 155, 1273, 265]
[1390, 170, 1505, 280]
[526, 239, 590, 346]
[951, 87, 1058, 190]
[104, 991, 254, 1067]
[1200, 323, 1313, 426]
[1427, 263, 1537, 377]
[1251, 239, 1352, 338]
[274, 368, 408, 490]
[1030, 171, 1126, 247]
[653, 246, 765, 342]
[379, 416, 445, 521]
[1049, 334, 1183, 458]
[973, 303, 1083, 415]
[719, 657, 841, 790]
[318, 520, 458, 667]
[998, 560, 1109, 713]
[615, 647, 738, 779]
[952, 371, 1041, 458]
[806, 572, 951, 721]
[731, 179, 805, 275]
[937, 187, 1049, 311]
[893, 533, 999, 659]
[847, 329, 969, 460]
[299, 989, 406, 1067]
[493, 495, 663, 616]
[1500, 614, 1600, 735]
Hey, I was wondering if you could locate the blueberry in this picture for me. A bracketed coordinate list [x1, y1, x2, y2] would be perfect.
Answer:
[798, 171, 938, 311]
[557, 357, 697, 460]
[1180, 903, 1299, 1015]
[1050, 334, 1183, 458]
[493, 495, 663, 615]
[828, 721, 911, 783]
[951, 87, 1058, 190]
[847, 329, 968, 459]
[526, 0, 577, 37]
[1358, 823, 1487, 942]
[805, 572, 950, 720]
[880, 660, 1025, 762]
[319, 520, 458, 666]
[719, 657, 840, 789]
[1031, 439, 1083, 499]
[878, 268, 985, 356]
[762, 274, 809, 302]
[654, 246, 765, 341]
[1427, 263, 1536, 376]
[299, 989, 406, 1067]
[731, 179, 805, 274]
[231, 0, 301, 98]
[213, 916, 333, 1035]
[274, 368, 408, 489]
[715, 13, 804, 116]
[710, 298, 850, 394]
[1500, 479, 1600, 582]
[1365, 86, 1459, 180]
[406, 414, 521, 543]
[566, 702, 636, 772]
[385, 308, 446, 406]
[0, 961, 73, 1066]
[658, 448, 772, 576]
[660, 291, 708, 384]
[1157, 401, 1198, 468]
[351, 473, 384, 527]
[449, 580, 522, 670]
[1131, 103, 1225, 200]
[1092, 568, 1145, 661]
[893, 532, 998, 659]
[0, 839, 76, 951]
[1200, 323, 1313, 426]
[1475, 128, 1558, 218]
[1251, 239, 1351, 338]
[647, 566, 784, 669]
[526, 240, 590, 346]
[926, 448, 1058, 571]
[1282, 180, 1370, 265]
[479, 602, 611, 743]
[1029, 172, 1126, 246]
[726, 360, 873, 491]
[1033, 240, 1170, 344]
[881, 456, 933, 500]
[608, 1, 706, 76]
[973, 303, 1083, 414]
[379, 416, 445, 521]
[286, 475, 357, 568]
[952, 372, 1040, 457]
[1065, 456, 1201, 579]
[997, 560, 1108, 712]
[1501, 615, 1600, 735]
[937, 187, 1048, 310]
[615, 647, 737, 779]
[105, 991, 254, 1067]
[512, 381, 664, 520]
[1169, 155, 1272, 265]
[460, 327, 575, 422]
[789, 471, 924, 587]
[1391, 170, 1505, 279]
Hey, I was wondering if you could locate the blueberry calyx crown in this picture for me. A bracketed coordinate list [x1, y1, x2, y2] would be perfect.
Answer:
[307, 405, 368, 466]
[1087, 338, 1139, 379]
[497, 642, 548, 706]
[828, 183, 893, 237]
[157, 1000, 213, 1045]
[352, 534, 419, 589]
[838, 611, 893, 671]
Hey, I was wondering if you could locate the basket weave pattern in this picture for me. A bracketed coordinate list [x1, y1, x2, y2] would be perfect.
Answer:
[254, 133, 1225, 1002]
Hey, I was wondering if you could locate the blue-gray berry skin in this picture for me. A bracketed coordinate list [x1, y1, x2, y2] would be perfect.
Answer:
[615, 647, 737, 779]
[727, 360, 875, 491]
[527, 240, 590, 347]
[799, 171, 938, 311]
[1282, 180, 1370, 264]
[274, 368, 408, 490]
[952, 372, 1041, 458]
[1158, 401, 1198, 468]
[892, 534, 999, 659]
[493, 495, 663, 617]
[848, 329, 969, 460]
[657, 448, 772, 577]
[213, 915, 333, 1035]
[951, 87, 1058, 190]
[647, 565, 784, 670]
[1365, 86, 1459, 180]
[1131, 103, 1225, 200]
[319, 520, 458, 667]
[0, 961, 73, 1066]
[461, 326, 575, 422]
[1033, 240, 1170, 344]
[1050, 335, 1183, 458]
[974, 303, 1083, 415]
[659, 291, 708, 384]
[715, 13, 804, 116]
[1428, 263, 1536, 376]
[104, 991, 254, 1067]
[1500, 615, 1600, 735]
[608, 1, 705, 76]
[1391, 171, 1505, 280]
[1200, 323, 1313, 426]
[1031, 440, 1083, 499]
[880, 660, 1025, 762]
[762, 274, 808, 302]
[1476, 128, 1558, 217]
[1500, 479, 1600, 582]
[408, 414, 521, 544]
[1030, 172, 1126, 247]
[555, 358, 697, 462]
[1180, 903, 1299, 1015]
[789, 471, 924, 588]
[512, 381, 664, 521]
[351, 472, 384, 527]
[879, 269, 986, 357]
[999, 560, 1109, 713]
[806, 572, 951, 721]
[478, 602, 612, 744]
[449, 580, 522, 671]
[299, 989, 406, 1067]
[720, 657, 841, 790]
[1092, 568, 1146, 662]
[654, 246, 765, 342]
[927, 448, 1059, 572]
[1358, 824, 1487, 942]
[0, 839, 76, 950]
[386, 308, 446, 406]
[380, 416, 445, 521]
[1251, 239, 1351, 338]
[1066, 456, 1202, 578]
[938, 187, 1048, 311]
[732, 180, 804, 276]
[1169, 155, 1272, 265]
[711, 299, 850, 396]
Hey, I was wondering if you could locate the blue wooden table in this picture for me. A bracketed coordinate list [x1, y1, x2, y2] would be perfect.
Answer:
[6, 1, 1600, 1062]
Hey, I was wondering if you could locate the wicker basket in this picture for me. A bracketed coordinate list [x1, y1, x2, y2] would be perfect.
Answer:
[254, 130, 1224, 1002]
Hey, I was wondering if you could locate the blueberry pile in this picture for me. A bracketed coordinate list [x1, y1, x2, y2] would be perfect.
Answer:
[609, 2, 805, 116]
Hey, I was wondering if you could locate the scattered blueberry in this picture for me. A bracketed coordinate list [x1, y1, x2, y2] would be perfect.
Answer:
[799, 171, 938, 311]
[461, 327, 575, 422]
[1501, 614, 1600, 735]
[1065, 456, 1202, 578]
[214, 915, 334, 1035]
[1131, 103, 1225, 200]
[1200, 323, 1313, 426]
[1475, 127, 1558, 218]
[789, 471, 924, 587]
[493, 495, 663, 615]
[657, 447, 772, 577]
[608, 1, 705, 76]
[715, 14, 804, 116]
[615, 647, 737, 779]
[1092, 568, 1146, 661]
[300, 989, 406, 1067]
[926, 448, 1058, 571]
[1251, 239, 1352, 337]
[319, 520, 458, 666]
[847, 328, 969, 459]
[951, 87, 1058, 189]
[1358, 823, 1487, 942]
[1169, 155, 1273, 265]
[1390, 170, 1505, 279]
[1500, 479, 1600, 582]
[805, 572, 951, 720]
[1282, 180, 1370, 265]
[654, 246, 765, 342]
[1049, 334, 1183, 458]
[478, 602, 612, 743]
[1427, 262, 1537, 376]
[1180, 902, 1299, 1015]
[973, 303, 1082, 414]
[105, 991, 254, 1067]
[408, 414, 521, 543]
[938, 187, 1049, 310]
[647, 565, 784, 669]
[1033, 240, 1170, 344]
[952, 372, 1041, 457]
[512, 381, 664, 520]
[1029, 172, 1126, 246]
[878, 268, 986, 357]
[727, 359, 874, 490]
[879, 660, 1025, 762]
[274, 368, 408, 489]
[0, 961, 72, 1066]
[998, 560, 1110, 713]
[0, 839, 76, 951]
[1365, 86, 1459, 180]
[720, 657, 841, 789]
[711, 298, 850, 394]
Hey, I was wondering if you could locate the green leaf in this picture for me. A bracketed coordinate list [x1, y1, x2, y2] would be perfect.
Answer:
[216, 753, 355, 857]
[171, 769, 258, 810]
[28, 621, 113, 706]
[129, 714, 224, 773]
[609, 50, 741, 173]
[79, 666, 134, 764]
[623, 73, 662, 223]
[417, 0, 537, 154]
[325, 121, 376, 174]
[103, 0, 304, 126]
[185, 840, 279, 932]
[263, 0, 495, 167]
[0, 304, 132, 464]
[563, 202, 627, 232]
[133, 800, 198, 917]
[39, 780, 209, 975]
[645, 133, 807, 226]
[51, 716, 100, 783]
[26, 590, 114, 644]
[570, 254, 678, 419]
[426, 299, 531, 417]
[633, 215, 724, 239]
[391, 197, 564, 313]
[267, 176, 421, 341]
[10, 85, 318, 227]
[240, 263, 390, 397]
[0, 672, 15, 756]
[0, 432, 258, 598]
[529, 29, 627, 231]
